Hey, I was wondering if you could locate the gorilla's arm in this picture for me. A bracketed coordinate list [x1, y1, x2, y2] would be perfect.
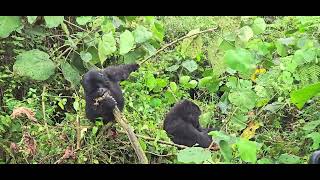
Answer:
[103, 63, 139, 82]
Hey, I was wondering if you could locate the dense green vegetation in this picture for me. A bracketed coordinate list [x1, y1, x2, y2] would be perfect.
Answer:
[0, 16, 319, 164]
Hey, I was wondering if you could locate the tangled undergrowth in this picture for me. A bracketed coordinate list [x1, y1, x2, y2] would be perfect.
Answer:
[0, 16, 319, 164]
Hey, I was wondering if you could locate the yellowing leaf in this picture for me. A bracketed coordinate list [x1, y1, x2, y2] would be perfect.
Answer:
[241, 121, 260, 140]
[251, 68, 266, 81]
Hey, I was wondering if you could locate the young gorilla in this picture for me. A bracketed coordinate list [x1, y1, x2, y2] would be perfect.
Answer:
[309, 150, 320, 164]
[82, 63, 139, 123]
[163, 100, 216, 148]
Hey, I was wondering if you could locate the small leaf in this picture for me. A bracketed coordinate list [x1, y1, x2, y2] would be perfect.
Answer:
[182, 60, 198, 72]
[13, 49, 55, 81]
[189, 80, 198, 88]
[177, 147, 212, 164]
[76, 16, 92, 25]
[80, 51, 92, 62]
[170, 82, 178, 92]
[166, 64, 180, 72]
[44, 16, 64, 28]
[120, 30, 135, 55]
[73, 100, 80, 111]
[0, 16, 21, 38]
[133, 25, 153, 43]
[251, 18, 266, 35]
[238, 26, 254, 42]
[179, 76, 190, 84]
[27, 16, 37, 24]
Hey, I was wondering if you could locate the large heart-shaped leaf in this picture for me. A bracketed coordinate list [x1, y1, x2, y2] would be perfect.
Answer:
[177, 147, 212, 164]
[238, 26, 254, 42]
[223, 48, 256, 77]
[13, 49, 55, 81]
[306, 132, 320, 150]
[290, 82, 320, 109]
[98, 32, 116, 64]
[228, 89, 257, 111]
[278, 153, 301, 164]
[61, 62, 81, 88]
[0, 16, 21, 38]
[219, 140, 233, 162]
[237, 138, 257, 163]
[251, 18, 266, 35]
[120, 30, 135, 55]
[133, 25, 153, 43]
[44, 16, 64, 28]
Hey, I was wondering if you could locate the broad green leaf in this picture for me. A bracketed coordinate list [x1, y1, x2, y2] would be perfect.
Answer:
[101, 20, 115, 34]
[142, 43, 156, 56]
[120, 30, 135, 55]
[302, 120, 320, 132]
[257, 158, 273, 164]
[290, 82, 320, 109]
[123, 49, 144, 64]
[150, 98, 162, 107]
[223, 48, 256, 77]
[238, 26, 253, 42]
[27, 16, 37, 24]
[76, 16, 92, 25]
[0, 16, 21, 38]
[189, 80, 198, 88]
[145, 73, 156, 90]
[179, 76, 190, 84]
[152, 22, 164, 42]
[166, 64, 180, 72]
[13, 49, 55, 81]
[133, 25, 153, 43]
[169, 82, 178, 92]
[44, 16, 64, 28]
[275, 41, 288, 57]
[182, 60, 198, 72]
[208, 131, 232, 143]
[226, 76, 238, 89]
[61, 62, 81, 88]
[219, 140, 233, 162]
[80, 51, 92, 62]
[230, 113, 249, 131]
[198, 76, 220, 93]
[251, 17, 266, 35]
[219, 40, 235, 51]
[237, 138, 257, 163]
[98, 32, 116, 63]
[177, 147, 212, 164]
[306, 132, 320, 150]
[278, 153, 301, 164]
[228, 90, 257, 111]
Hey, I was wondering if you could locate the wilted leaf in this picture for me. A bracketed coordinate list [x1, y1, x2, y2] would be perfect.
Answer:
[11, 107, 37, 122]
[241, 121, 260, 140]
[13, 49, 55, 81]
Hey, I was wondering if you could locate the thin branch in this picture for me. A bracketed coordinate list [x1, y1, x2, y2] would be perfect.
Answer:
[139, 27, 219, 65]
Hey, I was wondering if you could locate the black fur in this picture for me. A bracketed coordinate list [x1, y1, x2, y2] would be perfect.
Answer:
[163, 100, 216, 148]
[82, 63, 139, 123]
[309, 150, 320, 164]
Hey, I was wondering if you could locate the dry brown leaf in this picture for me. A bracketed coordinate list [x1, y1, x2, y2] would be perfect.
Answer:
[10, 142, 19, 153]
[11, 107, 37, 122]
[23, 132, 37, 156]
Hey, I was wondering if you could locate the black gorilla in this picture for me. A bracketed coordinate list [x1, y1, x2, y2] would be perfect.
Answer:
[82, 63, 139, 123]
[163, 100, 216, 148]
[309, 150, 320, 164]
